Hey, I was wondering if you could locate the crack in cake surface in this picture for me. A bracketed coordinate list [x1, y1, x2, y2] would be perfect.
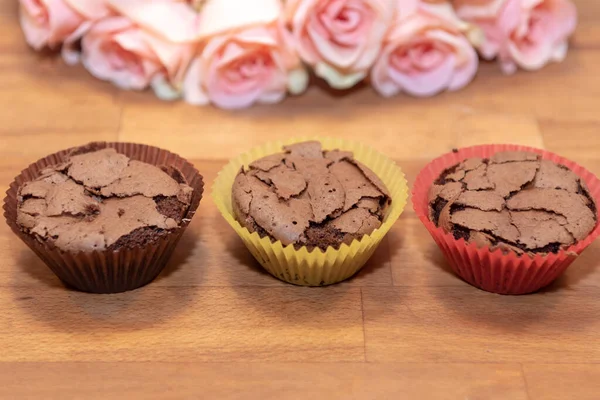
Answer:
[428, 151, 597, 254]
[232, 141, 391, 250]
[16, 147, 193, 252]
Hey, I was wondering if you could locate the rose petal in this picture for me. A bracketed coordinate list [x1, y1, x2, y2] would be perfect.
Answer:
[508, 38, 554, 71]
[371, 48, 401, 97]
[389, 53, 456, 97]
[448, 47, 478, 91]
[114, 29, 154, 59]
[20, 6, 49, 50]
[142, 32, 195, 82]
[62, 21, 93, 65]
[544, 0, 577, 43]
[258, 90, 286, 104]
[474, 19, 502, 59]
[397, 0, 420, 20]
[352, 16, 389, 70]
[183, 57, 210, 106]
[289, 0, 321, 64]
[209, 85, 263, 109]
[421, 1, 470, 31]
[217, 41, 251, 67]
[233, 26, 280, 47]
[107, 0, 200, 42]
[197, 0, 281, 39]
[497, 0, 527, 37]
[455, 0, 506, 20]
[64, 0, 111, 20]
[20, 0, 85, 50]
[425, 28, 473, 66]
[308, 21, 365, 68]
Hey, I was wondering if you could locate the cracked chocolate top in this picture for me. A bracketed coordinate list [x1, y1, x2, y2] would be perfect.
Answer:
[16, 148, 194, 252]
[428, 151, 597, 255]
[232, 141, 391, 250]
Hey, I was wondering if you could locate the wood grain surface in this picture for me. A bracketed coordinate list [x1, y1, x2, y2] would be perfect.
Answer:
[2, 1, 600, 398]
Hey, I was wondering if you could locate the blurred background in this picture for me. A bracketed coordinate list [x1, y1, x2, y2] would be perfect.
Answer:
[1, 1, 598, 164]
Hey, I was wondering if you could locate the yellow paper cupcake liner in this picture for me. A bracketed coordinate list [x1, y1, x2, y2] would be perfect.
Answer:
[212, 137, 408, 286]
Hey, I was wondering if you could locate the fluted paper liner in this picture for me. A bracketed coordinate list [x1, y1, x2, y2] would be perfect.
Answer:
[413, 144, 600, 295]
[212, 137, 408, 286]
[3, 142, 204, 294]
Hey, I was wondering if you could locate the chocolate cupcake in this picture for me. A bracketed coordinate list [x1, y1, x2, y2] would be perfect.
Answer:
[4, 143, 204, 293]
[413, 145, 600, 295]
[213, 138, 408, 286]
[428, 151, 597, 256]
[232, 141, 391, 251]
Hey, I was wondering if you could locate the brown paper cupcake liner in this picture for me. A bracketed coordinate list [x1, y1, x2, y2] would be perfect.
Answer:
[3, 142, 204, 294]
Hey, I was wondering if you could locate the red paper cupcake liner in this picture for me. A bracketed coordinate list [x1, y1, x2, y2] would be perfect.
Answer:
[412, 144, 600, 295]
[3, 142, 204, 294]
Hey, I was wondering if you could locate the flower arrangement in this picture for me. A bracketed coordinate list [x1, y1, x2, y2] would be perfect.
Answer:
[20, 0, 577, 109]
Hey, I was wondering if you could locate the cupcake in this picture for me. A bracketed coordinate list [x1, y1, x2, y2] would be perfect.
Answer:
[232, 141, 392, 250]
[213, 138, 408, 286]
[3, 142, 204, 293]
[413, 145, 600, 295]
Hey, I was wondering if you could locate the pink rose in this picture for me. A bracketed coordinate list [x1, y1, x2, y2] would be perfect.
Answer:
[285, 0, 397, 89]
[19, 0, 111, 50]
[454, 0, 577, 74]
[371, 0, 478, 97]
[183, 0, 308, 109]
[69, 17, 195, 97]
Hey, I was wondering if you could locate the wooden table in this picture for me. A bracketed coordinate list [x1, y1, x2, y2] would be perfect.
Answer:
[2, 1, 599, 399]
